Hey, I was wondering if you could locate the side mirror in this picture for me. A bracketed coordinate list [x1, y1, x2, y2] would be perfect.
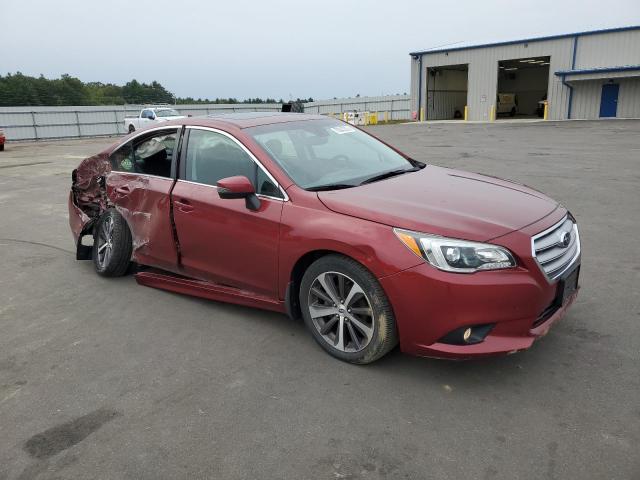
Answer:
[217, 176, 260, 210]
[149, 114, 156, 120]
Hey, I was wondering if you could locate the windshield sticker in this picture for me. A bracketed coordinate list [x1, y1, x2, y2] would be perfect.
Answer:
[331, 126, 356, 135]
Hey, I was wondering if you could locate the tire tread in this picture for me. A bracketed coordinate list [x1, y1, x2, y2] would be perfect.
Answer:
[93, 209, 133, 277]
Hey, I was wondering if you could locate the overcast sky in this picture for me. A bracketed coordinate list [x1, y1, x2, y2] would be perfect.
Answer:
[3, 0, 639, 100]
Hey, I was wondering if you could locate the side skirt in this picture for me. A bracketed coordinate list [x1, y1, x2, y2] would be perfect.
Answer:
[135, 270, 286, 314]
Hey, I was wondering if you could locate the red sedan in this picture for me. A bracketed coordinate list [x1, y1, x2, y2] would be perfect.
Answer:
[69, 113, 580, 363]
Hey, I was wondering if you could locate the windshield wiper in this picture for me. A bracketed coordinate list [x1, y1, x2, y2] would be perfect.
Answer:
[306, 183, 357, 192]
[359, 166, 420, 185]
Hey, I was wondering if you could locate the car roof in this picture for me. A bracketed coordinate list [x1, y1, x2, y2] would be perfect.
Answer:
[166, 112, 327, 129]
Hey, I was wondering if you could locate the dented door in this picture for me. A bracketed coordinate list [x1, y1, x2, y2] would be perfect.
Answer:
[106, 128, 181, 272]
[107, 173, 177, 271]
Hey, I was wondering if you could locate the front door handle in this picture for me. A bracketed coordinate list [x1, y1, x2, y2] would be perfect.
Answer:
[174, 198, 194, 213]
[115, 185, 130, 195]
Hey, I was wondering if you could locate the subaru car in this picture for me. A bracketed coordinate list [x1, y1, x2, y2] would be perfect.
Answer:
[68, 113, 580, 363]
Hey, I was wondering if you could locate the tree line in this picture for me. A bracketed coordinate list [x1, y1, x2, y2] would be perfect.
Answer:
[0, 73, 313, 106]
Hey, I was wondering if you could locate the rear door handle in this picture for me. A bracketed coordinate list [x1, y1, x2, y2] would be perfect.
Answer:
[174, 198, 194, 213]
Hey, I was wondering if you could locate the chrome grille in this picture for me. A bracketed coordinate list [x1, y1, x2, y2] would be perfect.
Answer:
[532, 216, 580, 281]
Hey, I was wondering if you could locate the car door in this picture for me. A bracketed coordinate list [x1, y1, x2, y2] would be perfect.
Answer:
[171, 126, 285, 299]
[107, 126, 181, 271]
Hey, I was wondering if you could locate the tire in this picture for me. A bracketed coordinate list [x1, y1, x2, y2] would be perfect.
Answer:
[128, 124, 135, 133]
[510, 107, 516, 117]
[92, 209, 133, 277]
[299, 254, 398, 364]
[0, 144, 4, 151]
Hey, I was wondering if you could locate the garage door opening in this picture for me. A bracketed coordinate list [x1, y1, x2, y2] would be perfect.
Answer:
[496, 56, 550, 118]
[425, 64, 468, 120]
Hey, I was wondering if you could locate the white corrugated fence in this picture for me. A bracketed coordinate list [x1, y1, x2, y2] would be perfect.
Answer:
[304, 95, 411, 120]
[0, 95, 411, 141]
[0, 103, 283, 141]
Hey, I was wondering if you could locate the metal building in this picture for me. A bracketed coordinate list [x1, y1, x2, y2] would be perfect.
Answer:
[409, 26, 640, 121]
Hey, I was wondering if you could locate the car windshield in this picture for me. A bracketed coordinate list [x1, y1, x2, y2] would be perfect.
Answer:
[247, 118, 415, 189]
[156, 109, 181, 117]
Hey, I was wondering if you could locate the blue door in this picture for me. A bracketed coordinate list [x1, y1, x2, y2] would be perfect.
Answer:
[599, 84, 619, 117]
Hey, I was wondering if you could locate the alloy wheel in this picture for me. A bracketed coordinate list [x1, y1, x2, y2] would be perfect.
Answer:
[307, 271, 374, 353]
[96, 216, 114, 269]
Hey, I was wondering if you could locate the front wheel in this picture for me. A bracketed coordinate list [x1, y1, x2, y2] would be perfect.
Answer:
[128, 124, 135, 133]
[300, 255, 398, 364]
[93, 209, 133, 277]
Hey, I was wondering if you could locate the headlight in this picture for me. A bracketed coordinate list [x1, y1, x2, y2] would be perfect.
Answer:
[394, 228, 516, 273]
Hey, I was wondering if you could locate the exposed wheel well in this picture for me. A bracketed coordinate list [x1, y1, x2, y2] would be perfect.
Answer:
[285, 250, 357, 321]
[286, 250, 338, 320]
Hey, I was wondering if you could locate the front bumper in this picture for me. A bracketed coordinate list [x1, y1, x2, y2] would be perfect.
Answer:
[380, 212, 580, 359]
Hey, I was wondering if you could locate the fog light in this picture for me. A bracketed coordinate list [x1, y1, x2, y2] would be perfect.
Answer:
[439, 324, 495, 345]
[463, 327, 472, 342]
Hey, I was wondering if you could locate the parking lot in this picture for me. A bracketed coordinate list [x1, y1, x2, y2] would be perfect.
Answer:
[1, 120, 639, 479]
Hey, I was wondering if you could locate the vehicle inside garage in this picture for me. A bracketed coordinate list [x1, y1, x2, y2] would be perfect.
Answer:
[425, 64, 468, 120]
[497, 56, 550, 118]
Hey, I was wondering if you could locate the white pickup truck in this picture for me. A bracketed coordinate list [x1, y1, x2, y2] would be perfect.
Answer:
[124, 107, 185, 133]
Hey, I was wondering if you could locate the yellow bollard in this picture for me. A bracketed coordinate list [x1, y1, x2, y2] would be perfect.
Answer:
[420, 107, 425, 121]
[490, 105, 496, 122]
[543, 102, 549, 120]
[464, 105, 468, 121]
[371, 112, 378, 125]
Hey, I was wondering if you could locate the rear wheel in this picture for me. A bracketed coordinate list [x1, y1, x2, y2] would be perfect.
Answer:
[300, 255, 398, 364]
[93, 209, 132, 277]
[510, 107, 516, 117]
[128, 124, 135, 133]
[0, 144, 4, 151]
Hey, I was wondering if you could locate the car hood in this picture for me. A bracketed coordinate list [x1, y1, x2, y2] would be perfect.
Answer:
[317, 165, 560, 242]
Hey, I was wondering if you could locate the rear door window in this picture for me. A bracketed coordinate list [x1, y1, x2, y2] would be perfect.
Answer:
[110, 128, 178, 178]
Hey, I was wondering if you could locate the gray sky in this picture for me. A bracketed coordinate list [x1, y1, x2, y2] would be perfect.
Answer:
[3, 0, 639, 100]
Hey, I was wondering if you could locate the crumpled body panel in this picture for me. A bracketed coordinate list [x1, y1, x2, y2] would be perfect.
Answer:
[69, 152, 112, 246]
[71, 153, 112, 218]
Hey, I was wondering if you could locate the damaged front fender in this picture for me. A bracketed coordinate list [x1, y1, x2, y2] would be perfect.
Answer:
[68, 152, 112, 259]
